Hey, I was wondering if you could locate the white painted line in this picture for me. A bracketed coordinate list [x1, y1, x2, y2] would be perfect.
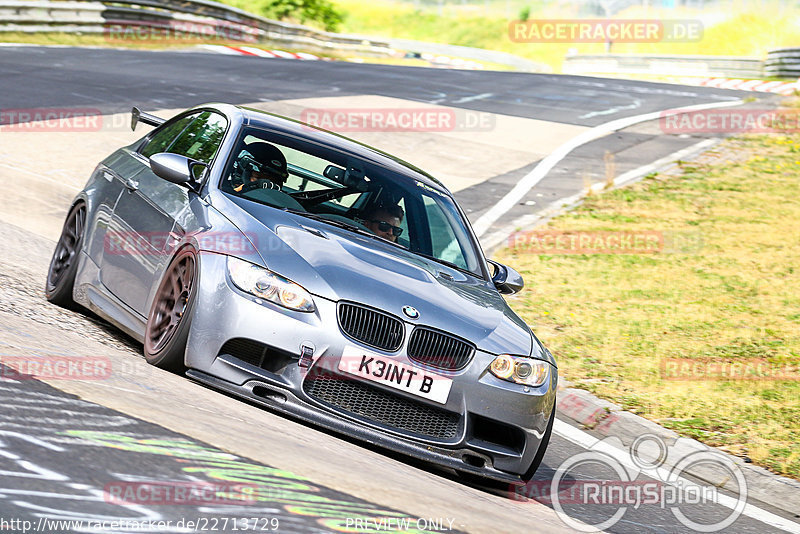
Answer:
[553, 419, 800, 533]
[478, 132, 727, 253]
[471, 99, 745, 237]
[607, 138, 718, 189]
[579, 100, 641, 120]
[452, 93, 494, 104]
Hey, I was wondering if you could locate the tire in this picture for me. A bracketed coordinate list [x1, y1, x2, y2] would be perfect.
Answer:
[45, 202, 87, 308]
[143, 248, 197, 373]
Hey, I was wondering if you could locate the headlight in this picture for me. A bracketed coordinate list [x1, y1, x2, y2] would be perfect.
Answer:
[489, 354, 549, 387]
[227, 257, 316, 312]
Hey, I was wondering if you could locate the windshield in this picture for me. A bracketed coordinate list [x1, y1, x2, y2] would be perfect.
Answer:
[220, 127, 484, 278]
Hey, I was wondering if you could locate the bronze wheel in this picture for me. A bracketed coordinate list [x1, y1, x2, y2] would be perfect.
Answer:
[144, 249, 197, 371]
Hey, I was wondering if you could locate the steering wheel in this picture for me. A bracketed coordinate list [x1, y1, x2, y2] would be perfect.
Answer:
[240, 179, 279, 193]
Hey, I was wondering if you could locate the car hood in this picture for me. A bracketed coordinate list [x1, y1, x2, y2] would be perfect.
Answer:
[212, 192, 533, 357]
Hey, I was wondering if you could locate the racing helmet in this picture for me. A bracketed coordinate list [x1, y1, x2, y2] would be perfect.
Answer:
[232, 141, 289, 188]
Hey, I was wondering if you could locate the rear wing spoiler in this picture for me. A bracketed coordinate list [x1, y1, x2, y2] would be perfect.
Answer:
[131, 106, 165, 131]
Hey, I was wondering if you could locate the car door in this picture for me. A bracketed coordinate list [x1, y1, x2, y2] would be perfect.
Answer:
[83, 153, 149, 266]
[100, 110, 228, 316]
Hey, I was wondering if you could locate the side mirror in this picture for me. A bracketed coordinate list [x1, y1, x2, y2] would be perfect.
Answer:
[487, 259, 524, 295]
[150, 153, 205, 189]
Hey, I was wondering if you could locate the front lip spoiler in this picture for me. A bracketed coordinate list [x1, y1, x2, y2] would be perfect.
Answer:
[186, 368, 524, 485]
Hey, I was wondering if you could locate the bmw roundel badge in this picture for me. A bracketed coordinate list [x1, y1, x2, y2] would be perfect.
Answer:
[402, 306, 420, 319]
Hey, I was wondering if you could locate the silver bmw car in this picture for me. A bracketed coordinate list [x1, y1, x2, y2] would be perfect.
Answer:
[46, 103, 557, 485]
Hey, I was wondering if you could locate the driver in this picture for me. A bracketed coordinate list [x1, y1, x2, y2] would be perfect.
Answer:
[232, 142, 289, 193]
[362, 204, 404, 242]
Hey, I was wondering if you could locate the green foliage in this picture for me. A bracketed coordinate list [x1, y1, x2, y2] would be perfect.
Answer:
[265, 0, 343, 31]
[228, 0, 343, 32]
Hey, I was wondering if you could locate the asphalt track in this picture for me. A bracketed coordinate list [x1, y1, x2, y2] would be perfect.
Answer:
[0, 46, 798, 534]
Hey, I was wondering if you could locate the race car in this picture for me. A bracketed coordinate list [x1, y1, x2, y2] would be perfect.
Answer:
[46, 103, 557, 484]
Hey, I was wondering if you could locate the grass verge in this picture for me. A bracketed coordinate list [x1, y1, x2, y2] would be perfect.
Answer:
[495, 132, 800, 479]
[334, 0, 800, 72]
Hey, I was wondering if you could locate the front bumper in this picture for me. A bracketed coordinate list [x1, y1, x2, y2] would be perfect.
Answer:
[185, 253, 558, 483]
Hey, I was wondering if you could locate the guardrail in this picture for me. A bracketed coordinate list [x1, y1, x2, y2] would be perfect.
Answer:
[563, 53, 764, 79]
[388, 38, 547, 73]
[0, 0, 393, 56]
[765, 48, 800, 78]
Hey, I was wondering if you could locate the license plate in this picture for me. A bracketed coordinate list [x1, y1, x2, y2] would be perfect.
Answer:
[338, 346, 452, 404]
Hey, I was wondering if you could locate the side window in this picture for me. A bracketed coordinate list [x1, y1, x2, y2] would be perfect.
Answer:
[422, 195, 468, 269]
[168, 111, 228, 165]
[285, 174, 327, 193]
[140, 114, 198, 158]
[423, 196, 454, 254]
[332, 192, 363, 209]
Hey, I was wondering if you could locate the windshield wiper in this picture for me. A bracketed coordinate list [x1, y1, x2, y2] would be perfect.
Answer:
[283, 209, 376, 238]
[284, 209, 414, 250]
[410, 251, 477, 278]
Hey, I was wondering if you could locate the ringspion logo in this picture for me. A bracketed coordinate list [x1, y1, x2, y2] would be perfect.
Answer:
[511, 434, 747, 532]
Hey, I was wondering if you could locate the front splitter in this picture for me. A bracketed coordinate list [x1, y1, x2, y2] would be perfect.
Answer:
[186, 368, 524, 486]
